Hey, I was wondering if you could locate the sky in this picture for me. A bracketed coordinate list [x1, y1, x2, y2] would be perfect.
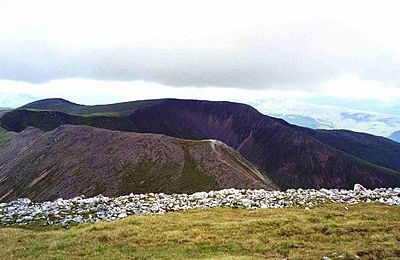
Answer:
[1, 0, 400, 119]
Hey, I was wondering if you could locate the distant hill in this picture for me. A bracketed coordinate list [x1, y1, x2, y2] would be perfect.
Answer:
[20, 98, 160, 116]
[0, 108, 11, 114]
[389, 130, 400, 143]
[2, 98, 400, 189]
[0, 125, 275, 202]
[20, 98, 83, 112]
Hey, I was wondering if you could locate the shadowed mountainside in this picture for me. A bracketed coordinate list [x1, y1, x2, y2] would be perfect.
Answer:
[0, 125, 275, 202]
[1, 98, 400, 189]
[295, 127, 400, 172]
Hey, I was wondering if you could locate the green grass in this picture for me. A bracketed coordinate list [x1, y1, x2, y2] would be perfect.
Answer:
[0, 127, 11, 148]
[119, 149, 220, 195]
[1, 204, 399, 259]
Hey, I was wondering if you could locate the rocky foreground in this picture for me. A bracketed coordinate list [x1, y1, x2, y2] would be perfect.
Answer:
[1, 184, 399, 228]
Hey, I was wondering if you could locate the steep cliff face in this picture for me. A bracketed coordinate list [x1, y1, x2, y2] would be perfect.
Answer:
[0, 125, 275, 202]
[2, 98, 400, 189]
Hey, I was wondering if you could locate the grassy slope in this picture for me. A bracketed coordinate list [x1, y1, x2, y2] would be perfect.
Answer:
[0, 204, 399, 259]
[118, 147, 220, 195]
[0, 127, 11, 148]
[0, 125, 274, 201]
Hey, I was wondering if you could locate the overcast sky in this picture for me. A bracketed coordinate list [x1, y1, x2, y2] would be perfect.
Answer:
[1, 0, 400, 106]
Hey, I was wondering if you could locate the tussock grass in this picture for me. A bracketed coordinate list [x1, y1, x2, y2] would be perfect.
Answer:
[0, 204, 399, 259]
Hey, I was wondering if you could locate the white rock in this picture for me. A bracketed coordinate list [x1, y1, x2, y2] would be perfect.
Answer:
[1, 186, 399, 227]
[118, 213, 127, 218]
[354, 184, 366, 192]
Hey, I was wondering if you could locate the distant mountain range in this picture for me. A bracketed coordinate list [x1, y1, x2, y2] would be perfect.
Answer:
[390, 130, 400, 143]
[0, 98, 399, 197]
[252, 98, 400, 138]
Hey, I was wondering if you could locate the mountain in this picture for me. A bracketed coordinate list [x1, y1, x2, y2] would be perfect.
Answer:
[298, 128, 400, 172]
[0, 127, 11, 149]
[2, 98, 400, 190]
[0, 125, 275, 202]
[19, 98, 160, 116]
[0, 109, 10, 119]
[20, 98, 84, 112]
[389, 131, 400, 143]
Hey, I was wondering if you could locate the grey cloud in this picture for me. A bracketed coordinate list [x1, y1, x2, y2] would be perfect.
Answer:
[0, 45, 346, 88]
[1, 22, 400, 89]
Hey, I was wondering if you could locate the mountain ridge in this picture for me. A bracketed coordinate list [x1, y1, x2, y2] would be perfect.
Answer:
[0, 124, 276, 202]
[2, 98, 400, 189]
